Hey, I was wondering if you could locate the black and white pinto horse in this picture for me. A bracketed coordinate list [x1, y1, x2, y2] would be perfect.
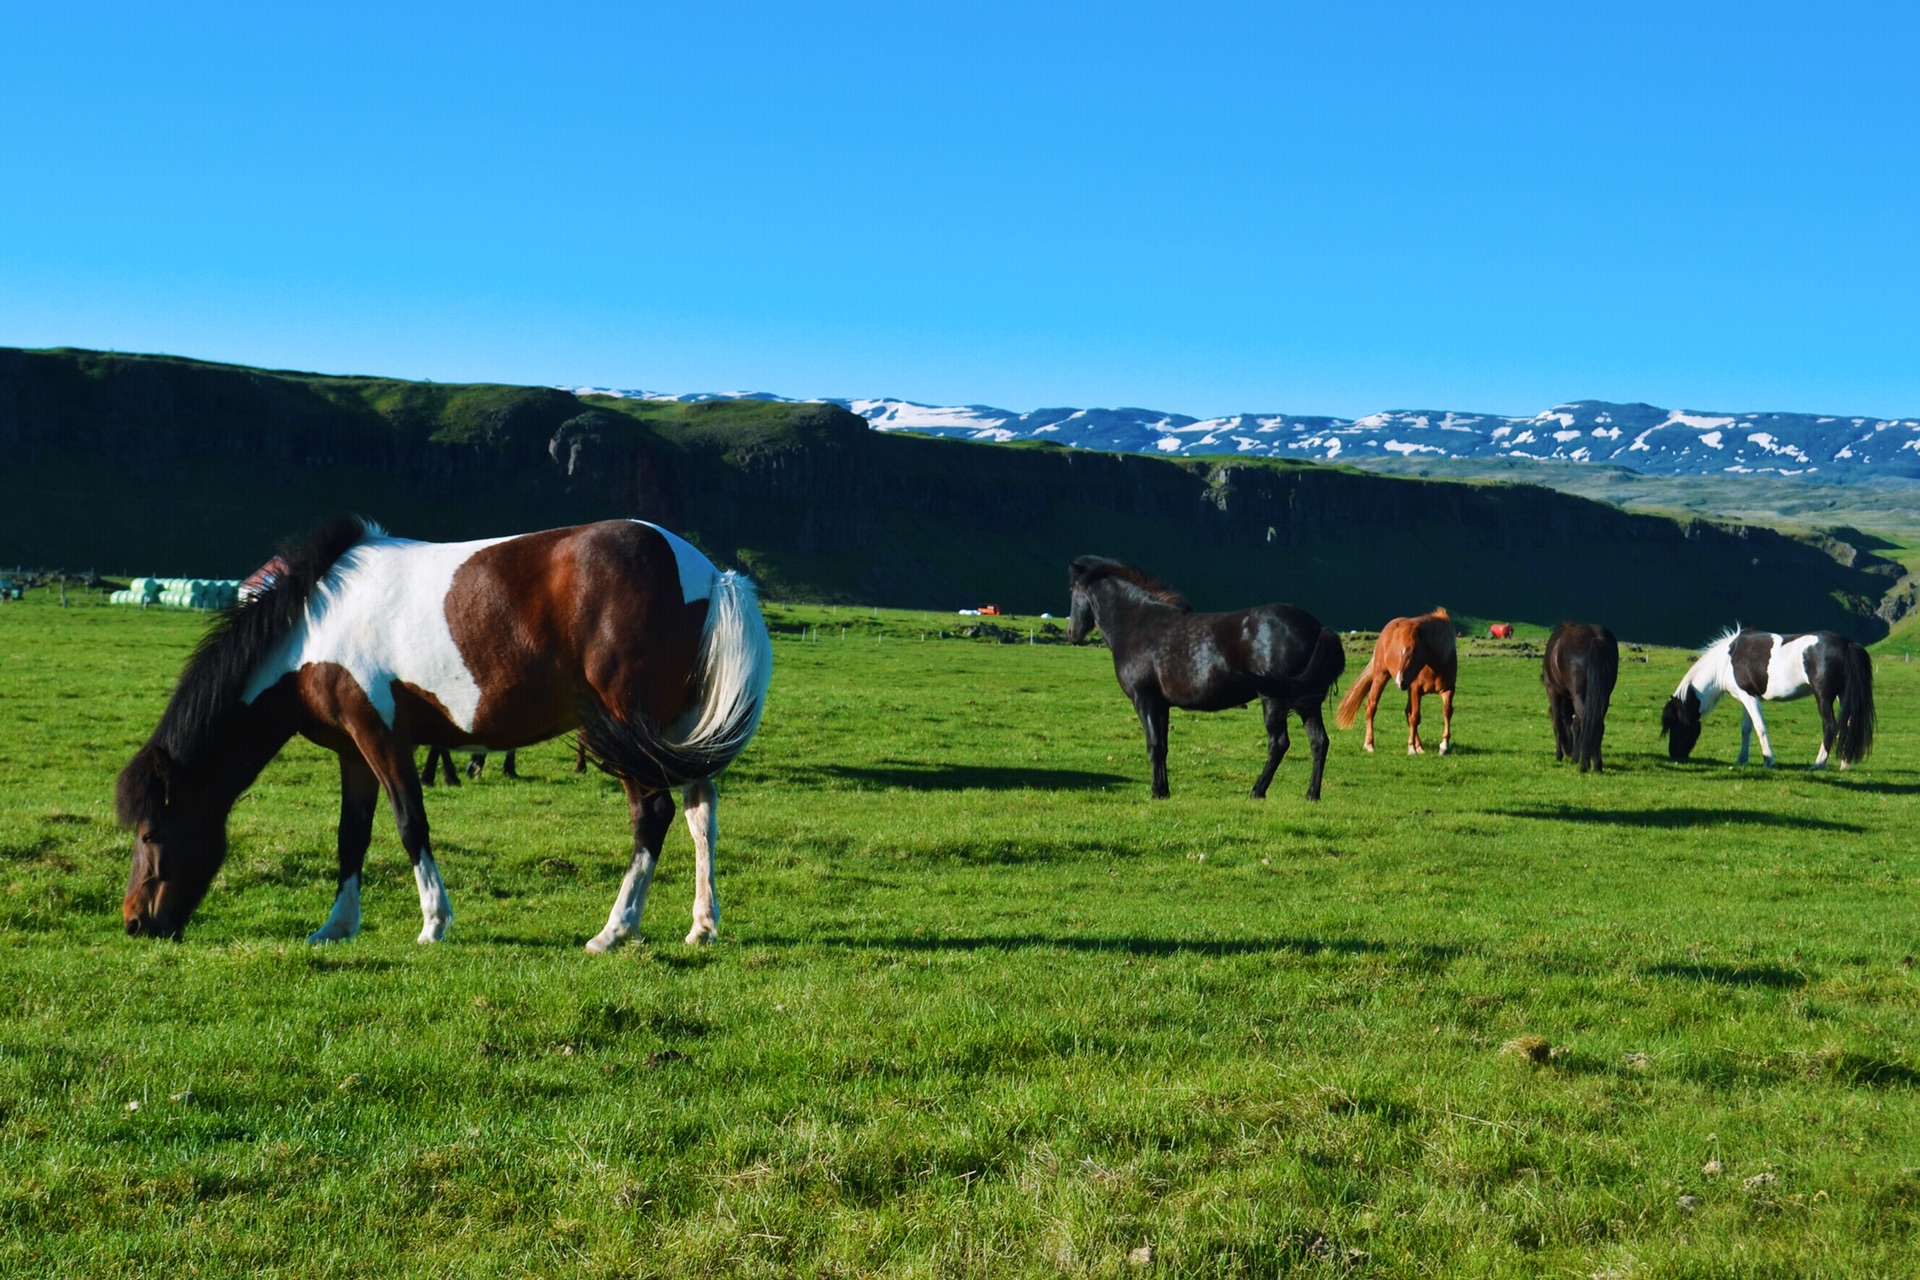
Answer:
[1542, 621, 1619, 773]
[117, 516, 773, 949]
[1068, 556, 1346, 800]
[1661, 629, 1874, 769]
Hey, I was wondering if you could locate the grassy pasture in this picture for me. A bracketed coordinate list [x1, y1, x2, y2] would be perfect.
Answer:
[2, 593, 1919, 1277]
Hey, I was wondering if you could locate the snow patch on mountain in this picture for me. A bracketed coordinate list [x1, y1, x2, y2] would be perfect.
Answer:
[564, 386, 1920, 482]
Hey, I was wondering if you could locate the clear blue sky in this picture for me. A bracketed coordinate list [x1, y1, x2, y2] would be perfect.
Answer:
[3, 2, 1916, 418]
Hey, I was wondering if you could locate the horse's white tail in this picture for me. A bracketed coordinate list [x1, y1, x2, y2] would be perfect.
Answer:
[676, 570, 774, 762]
[580, 570, 773, 789]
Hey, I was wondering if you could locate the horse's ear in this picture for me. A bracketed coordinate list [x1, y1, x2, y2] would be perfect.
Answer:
[114, 744, 173, 827]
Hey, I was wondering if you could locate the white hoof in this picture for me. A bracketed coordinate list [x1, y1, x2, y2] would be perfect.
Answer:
[1409, 744, 1422, 756]
[1363, 742, 1375, 754]
[685, 922, 718, 946]
[1438, 740, 1451, 756]
[416, 914, 451, 944]
[584, 928, 629, 954]
[307, 876, 361, 944]
[307, 919, 358, 945]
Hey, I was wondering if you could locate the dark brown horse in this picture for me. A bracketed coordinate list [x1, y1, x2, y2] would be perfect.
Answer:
[1067, 556, 1346, 800]
[117, 516, 772, 950]
[421, 737, 583, 786]
[1335, 609, 1457, 755]
[1542, 622, 1619, 772]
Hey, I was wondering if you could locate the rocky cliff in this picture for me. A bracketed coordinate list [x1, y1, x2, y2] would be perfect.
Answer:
[0, 347, 1898, 645]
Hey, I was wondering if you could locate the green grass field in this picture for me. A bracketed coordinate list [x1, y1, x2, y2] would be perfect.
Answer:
[3, 592, 1919, 1277]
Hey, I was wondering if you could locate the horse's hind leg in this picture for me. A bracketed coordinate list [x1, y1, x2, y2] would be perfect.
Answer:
[1301, 705, 1331, 801]
[1437, 687, 1454, 756]
[1811, 695, 1836, 770]
[1250, 696, 1290, 799]
[586, 783, 675, 953]
[1362, 676, 1386, 753]
[1548, 690, 1573, 761]
[310, 753, 378, 944]
[682, 779, 720, 944]
[1406, 687, 1424, 755]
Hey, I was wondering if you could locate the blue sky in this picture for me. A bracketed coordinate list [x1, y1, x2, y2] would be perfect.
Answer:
[3, 2, 1915, 418]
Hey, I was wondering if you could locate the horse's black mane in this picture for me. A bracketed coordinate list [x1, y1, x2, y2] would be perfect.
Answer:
[1071, 556, 1192, 612]
[115, 514, 372, 825]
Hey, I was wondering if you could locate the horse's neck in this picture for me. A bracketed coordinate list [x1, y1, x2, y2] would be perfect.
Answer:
[181, 701, 298, 817]
[1684, 651, 1729, 713]
[1090, 584, 1172, 640]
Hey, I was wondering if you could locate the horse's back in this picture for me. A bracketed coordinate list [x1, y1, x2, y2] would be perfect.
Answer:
[254, 521, 718, 741]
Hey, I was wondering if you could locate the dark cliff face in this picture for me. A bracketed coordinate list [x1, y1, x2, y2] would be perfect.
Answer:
[0, 347, 1895, 645]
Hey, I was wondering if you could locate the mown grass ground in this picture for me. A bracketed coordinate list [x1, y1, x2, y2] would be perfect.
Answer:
[2, 592, 1918, 1277]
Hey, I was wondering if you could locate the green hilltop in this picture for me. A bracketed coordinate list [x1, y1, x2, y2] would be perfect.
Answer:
[0, 346, 1907, 647]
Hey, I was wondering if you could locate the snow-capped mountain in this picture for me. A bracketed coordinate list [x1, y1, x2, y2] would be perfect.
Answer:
[568, 390, 1920, 482]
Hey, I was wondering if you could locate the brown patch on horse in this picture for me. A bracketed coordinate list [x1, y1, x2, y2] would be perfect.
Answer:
[443, 524, 708, 748]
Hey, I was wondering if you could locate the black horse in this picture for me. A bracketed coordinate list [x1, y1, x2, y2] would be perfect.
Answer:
[1541, 622, 1619, 773]
[1068, 556, 1346, 800]
[421, 735, 589, 787]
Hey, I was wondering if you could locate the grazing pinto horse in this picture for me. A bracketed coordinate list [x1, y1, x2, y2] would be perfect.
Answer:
[1541, 622, 1619, 773]
[117, 516, 772, 950]
[1662, 629, 1874, 769]
[1335, 609, 1457, 755]
[1067, 556, 1345, 800]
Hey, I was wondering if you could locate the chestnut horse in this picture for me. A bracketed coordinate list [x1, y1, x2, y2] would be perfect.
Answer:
[1335, 608, 1457, 755]
[1542, 621, 1619, 773]
[1068, 556, 1346, 800]
[117, 516, 772, 950]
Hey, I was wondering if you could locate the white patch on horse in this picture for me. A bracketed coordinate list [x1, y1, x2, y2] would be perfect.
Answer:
[413, 850, 453, 943]
[308, 873, 361, 943]
[242, 532, 514, 731]
[1765, 634, 1820, 701]
[632, 520, 718, 605]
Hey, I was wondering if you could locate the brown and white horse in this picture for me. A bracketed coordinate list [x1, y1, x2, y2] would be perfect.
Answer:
[1334, 608, 1457, 755]
[117, 516, 772, 950]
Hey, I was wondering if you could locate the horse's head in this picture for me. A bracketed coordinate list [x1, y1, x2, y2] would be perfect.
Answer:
[1660, 688, 1702, 761]
[116, 744, 226, 939]
[1066, 561, 1099, 644]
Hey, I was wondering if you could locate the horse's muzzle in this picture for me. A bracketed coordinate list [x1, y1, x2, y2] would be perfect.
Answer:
[125, 913, 184, 941]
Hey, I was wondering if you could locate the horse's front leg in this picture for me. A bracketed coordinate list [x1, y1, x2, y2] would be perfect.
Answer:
[1437, 687, 1454, 756]
[587, 783, 675, 953]
[1406, 687, 1424, 755]
[353, 724, 449, 941]
[1134, 694, 1172, 798]
[309, 753, 378, 943]
[1250, 696, 1289, 799]
[1732, 694, 1773, 766]
[682, 779, 720, 944]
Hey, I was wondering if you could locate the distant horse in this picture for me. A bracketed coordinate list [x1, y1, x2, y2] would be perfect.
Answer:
[422, 742, 580, 785]
[1067, 556, 1346, 800]
[1542, 622, 1619, 772]
[1662, 629, 1873, 769]
[117, 517, 772, 949]
[1335, 609, 1457, 755]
